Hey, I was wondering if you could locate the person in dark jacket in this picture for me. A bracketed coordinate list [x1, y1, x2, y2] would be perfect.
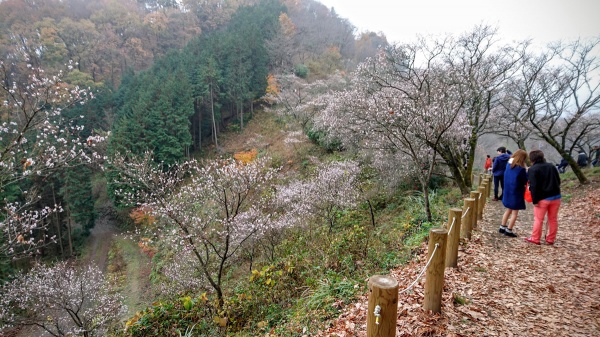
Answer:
[556, 157, 568, 173]
[492, 147, 510, 201]
[524, 150, 561, 245]
[576, 150, 588, 167]
[499, 150, 528, 237]
[592, 146, 600, 167]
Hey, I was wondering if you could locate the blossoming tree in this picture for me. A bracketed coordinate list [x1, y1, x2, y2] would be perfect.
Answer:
[512, 40, 600, 183]
[314, 38, 469, 219]
[110, 153, 280, 306]
[0, 60, 105, 258]
[0, 262, 125, 337]
[276, 160, 361, 232]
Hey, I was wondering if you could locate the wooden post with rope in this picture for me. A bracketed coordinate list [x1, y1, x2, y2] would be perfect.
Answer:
[469, 191, 481, 229]
[424, 228, 448, 313]
[367, 275, 398, 337]
[461, 198, 475, 240]
[486, 175, 493, 198]
[477, 185, 486, 220]
[445, 208, 462, 268]
[481, 181, 489, 203]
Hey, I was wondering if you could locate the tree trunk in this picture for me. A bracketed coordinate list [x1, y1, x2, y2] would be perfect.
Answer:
[422, 182, 432, 223]
[51, 185, 64, 257]
[210, 84, 218, 147]
[238, 101, 244, 130]
[66, 205, 73, 257]
[366, 199, 376, 227]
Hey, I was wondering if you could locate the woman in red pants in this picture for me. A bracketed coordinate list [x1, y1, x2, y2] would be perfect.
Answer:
[525, 150, 561, 245]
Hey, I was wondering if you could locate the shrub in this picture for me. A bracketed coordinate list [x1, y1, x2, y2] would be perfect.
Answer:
[294, 64, 309, 78]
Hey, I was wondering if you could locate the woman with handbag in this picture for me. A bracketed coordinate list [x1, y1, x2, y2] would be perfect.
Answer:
[524, 150, 561, 245]
[499, 150, 529, 237]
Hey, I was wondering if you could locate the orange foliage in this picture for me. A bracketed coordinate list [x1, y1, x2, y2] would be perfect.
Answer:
[233, 149, 258, 164]
[265, 74, 278, 95]
[130, 206, 156, 227]
[278, 13, 296, 36]
[137, 237, 157, 258]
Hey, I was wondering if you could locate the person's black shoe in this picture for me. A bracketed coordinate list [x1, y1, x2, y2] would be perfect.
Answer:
[504, 230, 517, 237]
[499, 226, 507, 234]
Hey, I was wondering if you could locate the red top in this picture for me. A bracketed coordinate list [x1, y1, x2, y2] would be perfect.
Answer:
[484, 157, 492, 170]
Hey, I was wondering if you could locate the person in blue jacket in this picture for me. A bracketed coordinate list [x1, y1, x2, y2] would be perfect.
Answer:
[499, 149, 529, 237]
[576, 150, 588, 167]
[492, 147, 511, 201]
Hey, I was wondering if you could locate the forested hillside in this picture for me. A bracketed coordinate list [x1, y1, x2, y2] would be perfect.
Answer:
[0, 0, 598, 336]
[0, 0, 388, 269]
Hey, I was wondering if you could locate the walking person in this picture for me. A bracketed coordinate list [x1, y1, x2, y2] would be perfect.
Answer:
[499, 150, 528, 237]
[556, 157, 568, 173]
[484, 154, 492, 173]
[524, 150, 561, 245]
[577, 149, 588, 168]
[492, 147, 510, 201]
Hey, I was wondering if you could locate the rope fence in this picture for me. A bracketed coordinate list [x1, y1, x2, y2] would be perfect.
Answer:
[366, 173, 495, 335]
[399, 243, 439, 294]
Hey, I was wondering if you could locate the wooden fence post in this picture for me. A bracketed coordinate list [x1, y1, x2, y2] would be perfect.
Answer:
[481, 181, 488, 199]
[367, 275, 398, 337]
[477, 185, 486, 220]
[469, 191, 481, 229]
[423, 228, 448, 313]
[486, 175, 492, 198]
[461, 198, 475, 240]
[445, 208, 462, 268]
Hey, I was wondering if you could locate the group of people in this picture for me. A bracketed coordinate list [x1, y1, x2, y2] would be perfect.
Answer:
[556, 146, 600, 173]
[488, 147, 561, 245]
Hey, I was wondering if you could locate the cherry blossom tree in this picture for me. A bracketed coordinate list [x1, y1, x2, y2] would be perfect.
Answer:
[109, 152, 280, 307]
[310, 26, 521, 196]
[438, 26, 524, 192]
[514, 39, 600, 184]
[276, 160, 361, 232]
[264, 71, 349, 129]
[0, 60, 105, 258]
[314, 38, 469, 218]
[0, 262, 125, 337]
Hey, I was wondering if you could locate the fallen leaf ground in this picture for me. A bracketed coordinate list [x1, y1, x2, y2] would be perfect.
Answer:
[319, 179, 600, 337]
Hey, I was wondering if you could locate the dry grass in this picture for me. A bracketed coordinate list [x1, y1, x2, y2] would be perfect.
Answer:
[215, 110, 326, 176]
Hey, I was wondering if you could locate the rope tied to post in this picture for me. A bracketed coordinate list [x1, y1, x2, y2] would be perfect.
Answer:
[447, 217, 456, 233]
[461, 207, 470, 218]
[398, 243, 440, 294]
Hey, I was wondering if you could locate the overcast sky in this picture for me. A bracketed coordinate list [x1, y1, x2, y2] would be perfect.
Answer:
[318, 0, 600, 45]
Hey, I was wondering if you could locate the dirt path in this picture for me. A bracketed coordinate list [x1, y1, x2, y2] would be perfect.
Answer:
[320, 181, 600, 336]
[84, 211, 154, 318]
[81, 213, 118, 271]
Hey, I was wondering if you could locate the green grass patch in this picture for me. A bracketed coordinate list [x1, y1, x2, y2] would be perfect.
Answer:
[453, 293, 469, 306]
[113, 237, 154, 317]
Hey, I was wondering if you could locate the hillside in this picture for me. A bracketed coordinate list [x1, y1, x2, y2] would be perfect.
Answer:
[320, 175, 600, 336]
[207, 110, 600, 336]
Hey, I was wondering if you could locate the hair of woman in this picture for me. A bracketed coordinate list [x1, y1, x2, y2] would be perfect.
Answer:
[510, 149, 528, 168]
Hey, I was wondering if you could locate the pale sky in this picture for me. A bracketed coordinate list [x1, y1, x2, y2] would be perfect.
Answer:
[318, 0, 600, 45]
